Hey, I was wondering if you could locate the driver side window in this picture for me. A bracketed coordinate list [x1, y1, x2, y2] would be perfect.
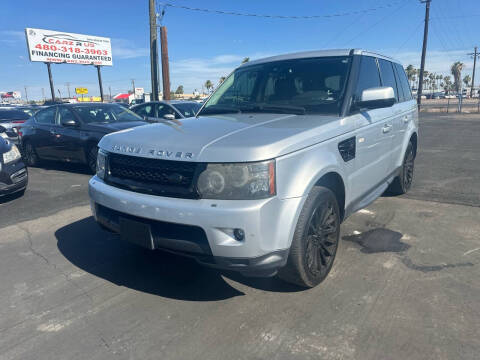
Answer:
[57, 107, 76, 126]
[354, 56, 381, 102]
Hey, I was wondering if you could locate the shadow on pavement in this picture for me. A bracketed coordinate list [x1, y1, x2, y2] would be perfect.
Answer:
[56, 217, 305, 300]
[0, 189, 25, 204]
[28, 161, 92, 175]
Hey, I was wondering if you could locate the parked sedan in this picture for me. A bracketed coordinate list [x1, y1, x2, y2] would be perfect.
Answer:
[21, 103, 147, 173]
[0, 127, 27, 197]
[130, 101, 201, 121]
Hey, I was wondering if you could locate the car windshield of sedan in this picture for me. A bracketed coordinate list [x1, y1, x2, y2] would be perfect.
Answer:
[173, 102, 201, 117]
[200, 56, 351, 116]
[72, 104, 143, 123]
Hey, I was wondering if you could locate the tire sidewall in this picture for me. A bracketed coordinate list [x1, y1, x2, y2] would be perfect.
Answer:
[24, 142, 38, 167]
[283, 187, 340, 287]
[401, 142, 414, 192]
[87, 146, 98, 173]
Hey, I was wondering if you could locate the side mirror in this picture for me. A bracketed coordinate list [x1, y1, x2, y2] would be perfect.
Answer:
[0, 125, 6, 133]
[61, 119, 78, 127]
[356, 86, 395, 110]
[163, 114, 175, 121]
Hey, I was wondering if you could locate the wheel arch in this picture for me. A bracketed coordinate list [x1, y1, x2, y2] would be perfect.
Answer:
[314, 171, 346, 222]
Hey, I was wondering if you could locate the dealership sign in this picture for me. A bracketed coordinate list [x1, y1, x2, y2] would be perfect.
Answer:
[25, 28, 113, 66]
[75, 87, 88, 94]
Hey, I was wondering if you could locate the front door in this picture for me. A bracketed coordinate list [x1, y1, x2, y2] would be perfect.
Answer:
[31, 106, 57, 159]
[53, 107, 85, 162]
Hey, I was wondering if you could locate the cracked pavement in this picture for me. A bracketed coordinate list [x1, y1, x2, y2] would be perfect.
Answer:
[0, 113, 479, 360]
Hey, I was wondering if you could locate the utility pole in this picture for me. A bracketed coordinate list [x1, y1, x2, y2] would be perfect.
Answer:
[109, 86, 112, 100]
[417, 0, 431, 107]
[57, 88, 62, 100]
[41, 88, 45, 102]
[468, 46, 479, 98]
[160, 26, 171, 100]
[149, 0, 160, 101]
[46, 62, 55, 102]
[65, 82, 71, 98]
[131, 79, 135, 95]
[24, 86, 28, 103]
[96, 66, 104, 102]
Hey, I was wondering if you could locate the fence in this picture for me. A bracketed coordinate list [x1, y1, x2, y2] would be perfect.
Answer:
[419, 98, 480, 113]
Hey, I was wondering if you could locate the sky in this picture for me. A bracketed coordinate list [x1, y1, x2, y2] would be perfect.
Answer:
[1, 0, 480, 100]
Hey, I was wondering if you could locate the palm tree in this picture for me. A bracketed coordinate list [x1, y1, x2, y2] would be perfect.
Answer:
[463, 75, 471, 89]
[450, 61, 465, 93]
[241, 57, 250, 64]
[429, 73, 435, 91]
[219, 76, 226, 84]
[443, 76, 452, 94]
[405, 65, 416, 88]
[204, 80, 213, 93]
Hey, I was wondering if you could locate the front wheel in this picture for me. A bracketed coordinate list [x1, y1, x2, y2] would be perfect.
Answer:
[87, 146, 98, 174]
[278, 186, 340, 288]
[24, 142, 39, 167]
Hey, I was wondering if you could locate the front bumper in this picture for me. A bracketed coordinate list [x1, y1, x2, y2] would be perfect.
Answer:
[89, 176, 304, 275]
[0, 161, 28, 196]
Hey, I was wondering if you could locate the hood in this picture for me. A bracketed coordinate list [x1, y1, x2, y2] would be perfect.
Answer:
[99, 113, 354, 162]
[83, 121, 147, 134]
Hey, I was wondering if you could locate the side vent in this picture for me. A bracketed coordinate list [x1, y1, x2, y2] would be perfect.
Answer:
[338, 137, 356, 162]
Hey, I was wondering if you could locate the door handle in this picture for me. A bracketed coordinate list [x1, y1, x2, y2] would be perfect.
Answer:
[382, 124, 392, 133]
[403, 116, 409, 123]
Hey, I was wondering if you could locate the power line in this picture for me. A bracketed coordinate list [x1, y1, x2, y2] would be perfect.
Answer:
[394, 19, 424, 56]
[342, 2, 408, 46]
[158, 1, 409, 20]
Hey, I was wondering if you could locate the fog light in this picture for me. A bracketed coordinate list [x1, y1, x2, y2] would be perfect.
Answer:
[233, 228, 245, 241]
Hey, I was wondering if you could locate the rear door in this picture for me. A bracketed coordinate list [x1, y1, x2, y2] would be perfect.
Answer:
[53, 106, 85, 162]
[31, 106, 57, 159]
[351, 56, 396, 201]
[378, 58, 402, 174]
[393, 63, 417, 167]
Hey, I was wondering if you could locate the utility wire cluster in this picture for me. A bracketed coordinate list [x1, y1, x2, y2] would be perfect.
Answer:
[158, 1, 406, 20]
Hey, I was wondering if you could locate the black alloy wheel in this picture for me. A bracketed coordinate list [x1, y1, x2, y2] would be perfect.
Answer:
[305, 199, 339, 277]
[278, 186, 340, 288]
[88, 146, 98, 174]
[24, 142, 39, 167]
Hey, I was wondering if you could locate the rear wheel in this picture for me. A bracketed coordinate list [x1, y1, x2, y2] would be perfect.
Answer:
[87, 146, 98, 174]
[388, 142, 415, 195]
[24, 142, 39, 167]
[278, 186, 340, 288]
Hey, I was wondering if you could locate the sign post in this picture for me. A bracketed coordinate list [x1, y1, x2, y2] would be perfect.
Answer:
[46, 62, 55, 101]
[96, 65, 104, 102]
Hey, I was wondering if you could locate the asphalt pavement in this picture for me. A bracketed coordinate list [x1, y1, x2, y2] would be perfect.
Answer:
[0, 113, 479, 360]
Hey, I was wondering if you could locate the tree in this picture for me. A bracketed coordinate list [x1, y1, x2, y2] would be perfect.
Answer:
[219, 76, 226, 84]
[450, 61, 465, 93]
[429, 72, 435, 91]
[241, 57, 250, 64]
[175, 85, 184, 94]
[405, 65, 417, 88]
[443, 76, 452, 94]
[463, 75, 471, 89]
[204, 80, 213, 93]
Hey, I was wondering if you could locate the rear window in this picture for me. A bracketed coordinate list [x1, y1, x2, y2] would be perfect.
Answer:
[0, 110, 30, 122]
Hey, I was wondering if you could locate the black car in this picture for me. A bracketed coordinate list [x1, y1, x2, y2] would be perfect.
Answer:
[0, 126, 28, 197]
[130, 101, 201, 121]
[20, 103, 147, 172]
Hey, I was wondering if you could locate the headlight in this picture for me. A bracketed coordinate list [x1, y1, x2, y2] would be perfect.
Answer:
[3, 145, 21, 164]
[0, 132, 8, 139]
[197, 160, 275, 200]
[96, 149, 107, 179]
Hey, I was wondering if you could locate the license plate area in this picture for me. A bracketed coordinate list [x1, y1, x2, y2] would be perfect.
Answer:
[119, 217, 154, 250]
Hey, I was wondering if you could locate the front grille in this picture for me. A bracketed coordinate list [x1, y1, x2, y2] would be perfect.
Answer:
[105, 153, 203, 199]
[11, 168, 27, 183]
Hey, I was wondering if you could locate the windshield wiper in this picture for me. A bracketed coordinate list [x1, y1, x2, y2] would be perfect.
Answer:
[198, 105, 241, 115]
[239, 103, 306, 115]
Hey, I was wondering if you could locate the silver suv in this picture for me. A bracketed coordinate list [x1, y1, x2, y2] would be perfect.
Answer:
[89, 49, 418, 288]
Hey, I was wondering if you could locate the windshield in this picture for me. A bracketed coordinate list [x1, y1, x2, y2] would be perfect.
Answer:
[72, 104, 143, 123]
[200, 56, 351, 116]
[173, 102, 201, 117]
[0, 109, 31, 122]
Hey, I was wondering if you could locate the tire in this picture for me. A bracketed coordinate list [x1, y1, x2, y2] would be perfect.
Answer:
[388, 142, 415, 195]
[87, 146, 98, 174]
[278, 186, 340, 288]
[23, 142, 39, 167]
